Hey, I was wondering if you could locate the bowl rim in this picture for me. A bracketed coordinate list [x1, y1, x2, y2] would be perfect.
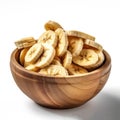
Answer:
[10, 48, 111, 79]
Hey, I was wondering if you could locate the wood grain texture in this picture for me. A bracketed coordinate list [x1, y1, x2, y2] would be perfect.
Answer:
[10, 49, 111, 109]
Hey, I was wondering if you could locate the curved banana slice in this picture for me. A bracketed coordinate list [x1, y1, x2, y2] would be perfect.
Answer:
[84, 39, 103, 51]
[38, 30, 57, 48]
[19, 48, 29, 66]
[68, 36, 83, 56]
[44, 20, 63, 31]
[25, 43, 43, 64]
[25, 64, 39, 72]
[95, 50, 105, 67]
[35, 45, 55, 68]
[39, 65, 68, 76]
[15, 37, 36, 49]
[66, 30, 95, 41]
[68, 63, 88, 75]
[55, 28, 68, 57]
[63, 50, 72, 68]
[73, 49, 98, 68]
[87, 50, 105, 71]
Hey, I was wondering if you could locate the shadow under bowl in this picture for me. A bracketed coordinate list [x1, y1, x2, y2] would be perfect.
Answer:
[10, 49, 111, 109]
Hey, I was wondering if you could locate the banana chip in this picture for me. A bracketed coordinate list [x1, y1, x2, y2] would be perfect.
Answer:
[73, 49, 99, 68]
[66, 30, 95, 41]
[44, 20, 63, 31]
[15, 37, 36, 49]
[35, 45, 55, 68]
[68, 36, 83, 57]
[55, 28, 68, 57]
[86, 50, 105, 71]
[62, 50, 72, 68]
[19, 48, 29, 65]
[25, 43, 43, 64]
[38, 30, 57, 48]
[84, 39, 103, 51]
[68, 63, 88, 75]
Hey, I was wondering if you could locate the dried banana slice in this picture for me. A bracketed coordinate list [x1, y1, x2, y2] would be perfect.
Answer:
[66, 30, 95, 41]
[15, 37, 36, 49]
[25, 64, 39, 72]
[39, 65, 68, 76]
[38, 30, 57, 48]
[35, 45, 55, 68]
[62, 50, 72, 68]
[44, 20, 63, 31]
[87, 50, 105, 71]
[25, 43, 43, 64]
[19, 48, 29, 66]
[67, 63, 88, 75]
[55, 28, 68, 57]
[73, 49, 98, 68]
[68, 36, 83, 56]
[84, 39, 103, 51]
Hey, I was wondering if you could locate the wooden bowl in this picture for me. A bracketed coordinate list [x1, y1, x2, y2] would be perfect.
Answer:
[10, 49, 111, 109]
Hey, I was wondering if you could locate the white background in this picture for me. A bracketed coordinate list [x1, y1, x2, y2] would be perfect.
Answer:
[0, 0, 120, 120]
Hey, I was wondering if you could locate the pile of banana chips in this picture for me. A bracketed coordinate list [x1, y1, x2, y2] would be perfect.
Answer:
[15, 20, 104, 76]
